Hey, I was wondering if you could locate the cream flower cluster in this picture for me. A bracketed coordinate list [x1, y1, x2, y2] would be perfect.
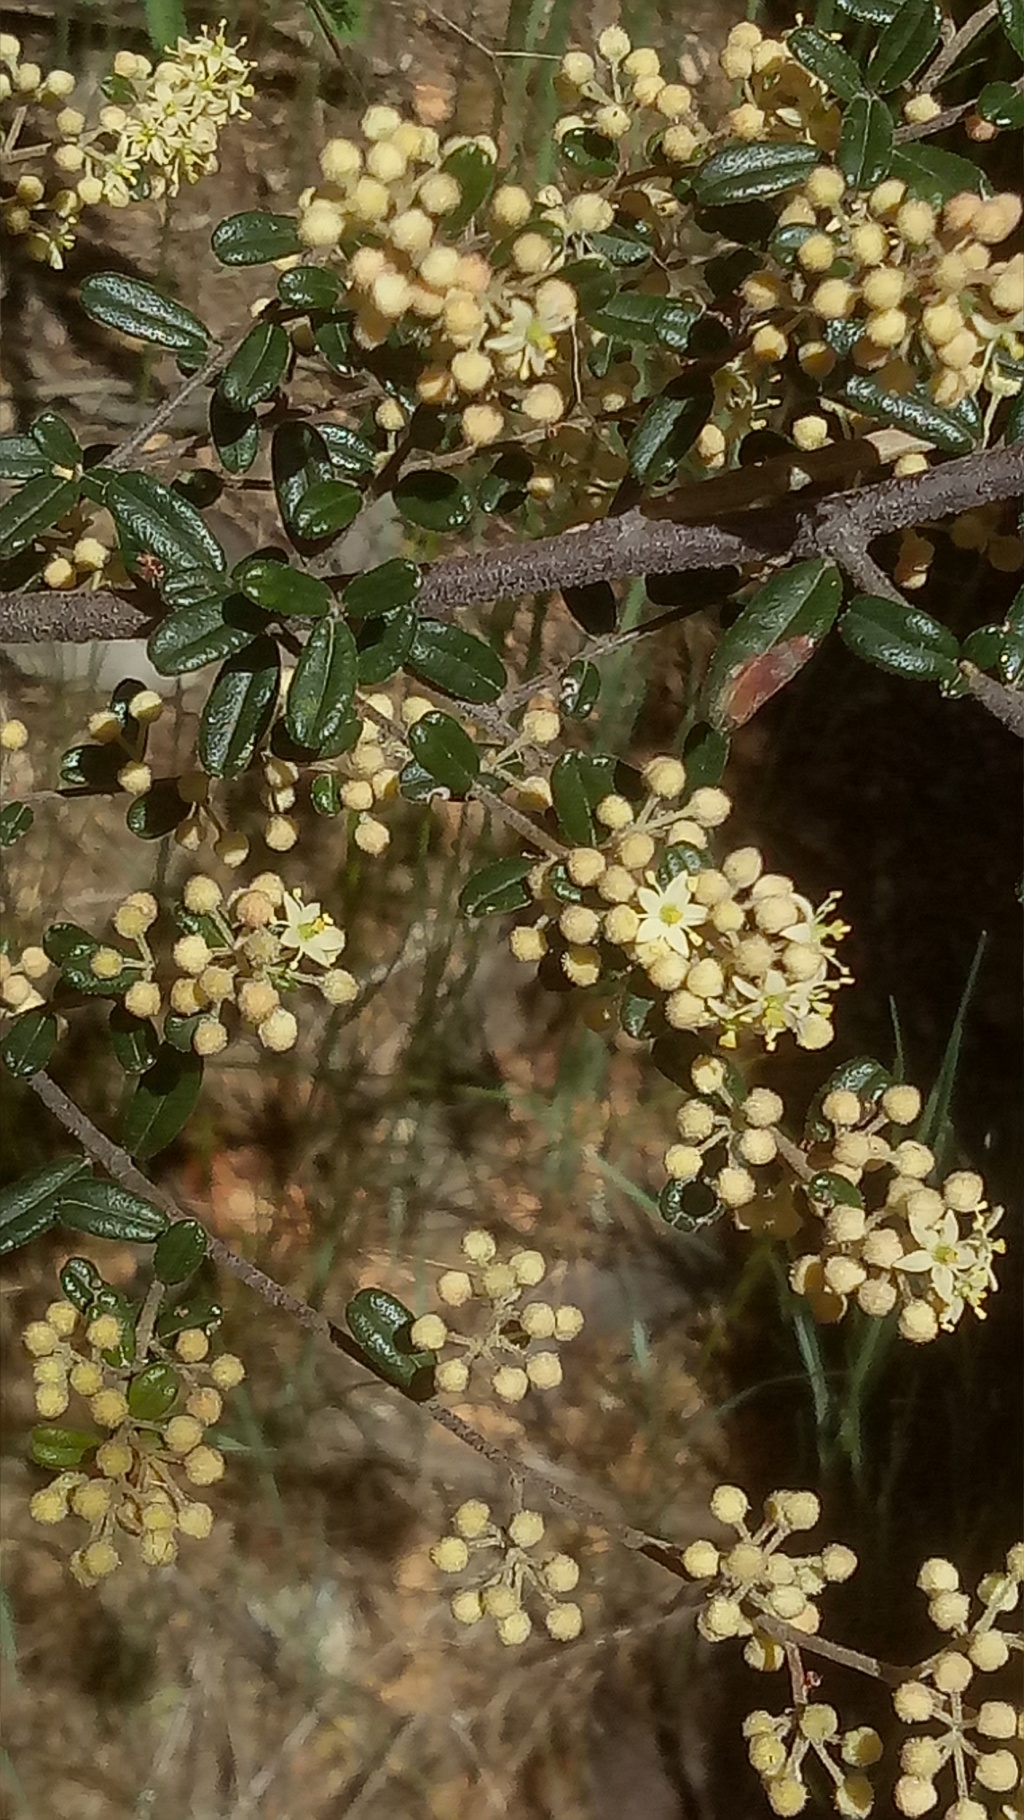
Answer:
[664, 1064, 789, 1213]
[410, 1229, 584, 1404]
[57, 872, 356, 1059]
[718, 20, 841, 153]
[788, 1087, 1005, 1341]
[681, 1484, 858, 1662]
[555, 28, 704, 167]
[25, 1301, 245, 1584]
[510, 760, 848, 1054]
[431, 1500, 583, 1646]
[891, 1547, 1024, 1818]
[0, 25, 253, 267]
[743, 1704, 881, 1818]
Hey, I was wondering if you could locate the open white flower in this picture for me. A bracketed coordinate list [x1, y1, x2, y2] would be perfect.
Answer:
[633, 873, 708, 956]
[897, 1203, 1005, 1329]
[486, 279, 577, 381]
[277, 891, 345, 968]
[719, 967, 831, 1050]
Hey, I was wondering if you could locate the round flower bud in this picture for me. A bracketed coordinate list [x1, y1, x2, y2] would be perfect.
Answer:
[410, 1314, 447, 1351]
[821, 1543, 857, 1582]
[560, 50, 595, 85]
[546, 1602, 583, 1641]
[71, 1481, 112, 1523]
[917, 1556, 959, 1594]
[743, 1088, 784, 1129]
[23, 1321, 60, 1357]
[899, 1301, 939, 1344]
[453, 1499, 490, 1540]
[77, 1540, 120, 1582]
[431, 1535, 470, 1573]
[553, 1305, 584, 1341]
[87, 1313, 122, 1352]
[521, 1301, 555, 1338]
[35, 1385, 70, 1419]
[931, 1650, 972, 1693]
[497, 1610, 532, 1646]
[597, 26, 632, 64]
[451, 1588, 484, 1625]
[438, 1270, 472, 1307]
[299, 200, 345, 248]
[942, 1170, 984, 1212]
[717, 1167, 756, 1209]
[492, 1366, 529, 1403]
[436, 1358, 470, 1394]
[526, 1351, 562, 1390]
[881, 1083, 921, 1125]
[462, 1229, 496, 1264]
[700, 1595, 746, 1640]
[968, 1629, 1009, 1670]
[508, 1509, 544, 1549]
[186, 1388, 222, 1426]
[96, 1438, 133, 1477]
[976, 1700, 1017, 1739]
[166, 1415, 205, 1455]
[709, 1484, 748, 1527]
[183, 1445, 225, 1487]
[90, 1389, 129, 1429]
[974, 1750, 1019, 1793]
[461, 404, 504, 447]
[928, 1588, 970, 1630]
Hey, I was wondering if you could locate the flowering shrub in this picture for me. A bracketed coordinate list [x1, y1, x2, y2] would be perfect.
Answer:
[1, 6, 1021, 1812]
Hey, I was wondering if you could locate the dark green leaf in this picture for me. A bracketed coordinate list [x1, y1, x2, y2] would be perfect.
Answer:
[837, 93, 894, 190]
[219, 321, 289, 410]
[805, 1055, 892, 1140]
[0, 1010, 58, 1079]
[585, 290, 700, 351]
[976, 80, 1024, 127]
[277, 265, 343, 309]
[313, 318, 354, 376]
[561, 659, 600, 719]
[59, 742, 123, 791]
[0, 434, 49, 480]
[0, 802, 34, 847]
[439, 143, 497, 235]
[30, 412, 81, 469]
[43, 922, 96, 965]
[0, 1157, 88, 1258]
[343, 557, 421, 618]
[891, 143, 992, 205]
[345, 1287, 436, 1398]
[459, 857, 534, 917]
[235, 557, 331, 618]
[211, 211, 303, 265]
[30, 1427, 99, 1468]
[56, 1176, 169, 1242]
[868, 0, 940, 90]
[272, 421, 334, 540]
[702, 560, 841, 730]
[408, 710, 481, 796]
[408, 619, 506, 702]
[838, 593, 960, 682]
[837, 0, 899, 20]
[292, 478, 362, 539]
[962, 623, 1024, 687]
[198, 637, 281, 777]
[807, 1171, 865, 1210]
[58, 935, 138, 999]
[356, 606, 415, 685]
[681, 723, 730, 789]
[558, 257, 616, 314]
[79, 272, 209, 356]
[209, 393, 260, 475]
[107, 472, 226, 574]
[838, 376, 976, 454]
[109, 1002, 161, 1074]
[155, 1267, 223, 1340]
[127, 1361, 180, 1421]
[285, 616, 358, 750]
[562, 581, 616, 635]
[0, 474, 79, 559]
[121, 1046, 203, 1159]
[393, 471, 473, 533]
[559, 128, 619, 178]
[694, 140, 818, 207]
[660, 1178, 722, 1232]
[126, 778, 188, 839]
[59, 1256, 103, 1313]
[147, 594, 265, 676]
[311, 773, 344, 815]
[627, 374, 715, 484]
[154, 1219, 207, 1285]
[550, 752, 614, 844]
[620, 977, 658, 1039]
[788, 26, 866, 101]
[318, 420, 376, 477]
[163, 1012, 202, 1052]
[997, 0, 1024, 55]
[399, 757, 448, 801]
[656, 842, 705, 885]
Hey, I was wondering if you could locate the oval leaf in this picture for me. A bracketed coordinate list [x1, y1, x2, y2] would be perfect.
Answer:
[356, 606, 416, 686]
[0, 1009, 58, 1079]
[0, 474, 79, 559]
[198, 637, 281, 777]
[128, 1362, 181, 1420]
[868, 0, 941, 91]
[121, 1047, 204, 1160]
[438, 142, 497, 235]
[408, 619, 506, 703]
[627, 374, 715, 485]
[586, 290, 700, 351]
[345, 1287, 436, 1397]
[285, 615, 358, 750]
[79, 272, 209, 356]
[272, 421, 334, 540]
[702, 561, 841, 730]
[408, 710, 481, 796]
[31, 1426, 100, 1469]
[57, 1176, 169, 1242]
[148, 594, 265, 676]
[291, 477, 362, 539]
[125, 778, 189, 840]
[694, 140, 818, 207]
[219, 321, 290, 410]
[277, 265, 343, 309]
[838, 593, 960, 682]
[209, 393, 260, 475]
[393, 471, 473, 533]
[211, 211, 304, 265]
[788, 26, 866, 101]
[107, 472, 226, 574]
[0, 1156, 88, 1257]
[235, 558, 331, 618]
[459, 857, 534, 917]
[837, 93, 894, 190]
[154, 1219, 207, 1285]
[838, 376, 976, 454]
[109, 1002, 162, 1074]
[344, 557, 422, 619]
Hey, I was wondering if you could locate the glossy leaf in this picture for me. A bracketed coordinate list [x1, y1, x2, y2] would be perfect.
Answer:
[79, 272, 209, 356]
[30, 412, 81, 469]
[694, 140, 818, 207]
[345, 1287, 436, 1397]
[0, 802, 34, 847]
[209, 393, 260, 475]
[439, 142, 496, 235]
[558, 257, 617, 314]
[837, 0, 899, 19]
[121, 1046, 203, 1159]
[313, 319, 354, 376]
[107, 472, 226, 574]
[318, 421, 376, 478]
[561, 659, 601, 719]
[235, 557, 331, 618]
[343, 557, 421, 619]
[0, 1009, 58, 1079]
[311, 773, 344, 815]
[393, 471, 473, 533]
[219, 321, 289, 410]
[891, 143, 992, 205]
[408, 710, 481, 796]
[356, 606, 416, 686]
[126, 778, 189, 839]
[976, 81, 1024, 128]
[211, 210, 304, 265]
[459, 857, 534, 917]
[788, 26, 866, 100]
[148, 593, 265, 676]
[272, 421, 333, 539]
[277, 265, 343, 309]
[627, 374, 715, 485]
[838, 593, 960, 683]
[0, 474, 78, 559]
[56, 1176, 169, 1243]
[30, 1427, 99, 1468]
[681, 723, 730, 789]
[127, 1362, 180, 1421]
[60, 1256, 103, 1313]
[702, 561, 841, 730]
[551, 752, 617, 844]
[408, 619, 506, 702]
[837, 93, 894, 190]
[109, 1001, 162, 1074]
[558, 127, 619, 178]
[997, 0, 1024, 55]
[0, 434, 49, 480]
[285, 616, 358, 750]
[805, 1056, 892, 1141]
[154, 1218, 207, 1285]
[155, 1269, 223, 1340]
[198, 637, 280, 777]
[868, 0, 941, 90]
[838, 376, 976, 454]
[291, 478, 362, 539]
[58, 742, 122, 791]
[562, 581, 617, 636]
[585, 289, 700, 351]
[0, 1156, 88, 1258]
[57, 935, 138, 999]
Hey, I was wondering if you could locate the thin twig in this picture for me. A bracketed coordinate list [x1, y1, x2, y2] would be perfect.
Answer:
[918, 0, 997, 92]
